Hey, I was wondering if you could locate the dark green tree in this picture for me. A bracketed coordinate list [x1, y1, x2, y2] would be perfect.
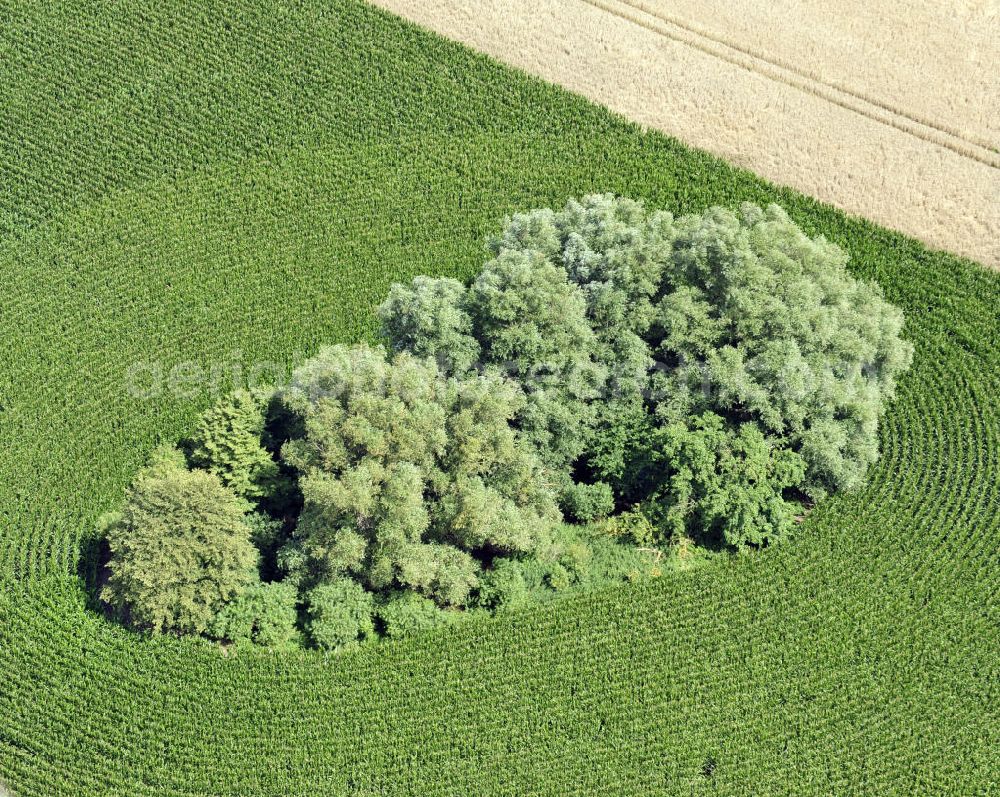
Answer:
[187, 390, 281, 504]
[101, 448, 258, 635]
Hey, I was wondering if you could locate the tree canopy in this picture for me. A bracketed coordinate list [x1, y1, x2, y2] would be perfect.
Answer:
[101, 448, 258, 635]
[278, 343, 561, 607]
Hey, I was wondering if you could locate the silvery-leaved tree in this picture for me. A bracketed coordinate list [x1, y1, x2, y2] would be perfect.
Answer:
[382, 196, 913, 547]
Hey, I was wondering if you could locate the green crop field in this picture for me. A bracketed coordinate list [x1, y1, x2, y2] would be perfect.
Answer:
[0, 1, 997, 794]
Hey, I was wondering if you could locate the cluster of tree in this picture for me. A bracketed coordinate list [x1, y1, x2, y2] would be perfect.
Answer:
[101, 351, 625, 650]
[100, 197, 913, 649]
[383, 198, 913, 545]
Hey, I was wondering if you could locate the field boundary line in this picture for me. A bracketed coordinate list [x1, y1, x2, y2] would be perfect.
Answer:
[583, 0, 1000, 169]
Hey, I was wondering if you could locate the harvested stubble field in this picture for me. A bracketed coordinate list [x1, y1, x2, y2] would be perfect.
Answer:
[0, 1, 997, 795]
